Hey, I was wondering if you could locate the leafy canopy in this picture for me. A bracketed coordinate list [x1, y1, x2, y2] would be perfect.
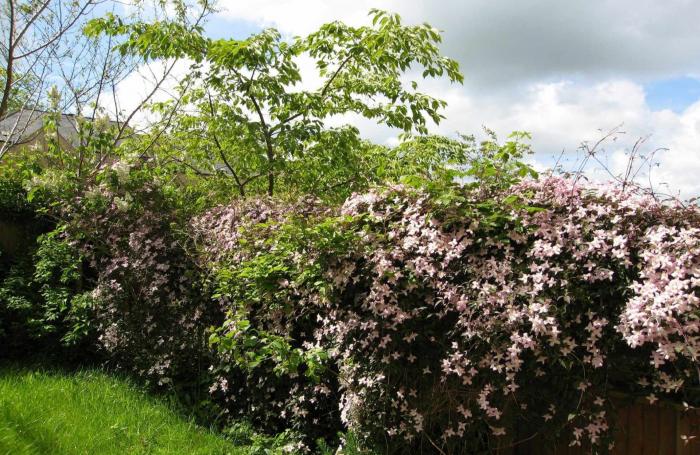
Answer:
[87, 8, 463, 196]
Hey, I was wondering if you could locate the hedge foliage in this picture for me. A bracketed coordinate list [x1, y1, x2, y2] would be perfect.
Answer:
[191, 177, 700, 453]
[2, 155, 699, 453]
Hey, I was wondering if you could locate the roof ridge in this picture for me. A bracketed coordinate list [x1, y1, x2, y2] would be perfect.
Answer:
[1, 108, 120, 123]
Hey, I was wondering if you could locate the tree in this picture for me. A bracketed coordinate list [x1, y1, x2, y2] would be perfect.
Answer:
[0, 0, 99, 118]
[88, 9, 463, 196]
[0, 0, 213, 166]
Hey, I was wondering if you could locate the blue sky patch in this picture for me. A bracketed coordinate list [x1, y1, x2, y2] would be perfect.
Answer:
[645, 77, 700, 113]
[205, 16, 261, 40]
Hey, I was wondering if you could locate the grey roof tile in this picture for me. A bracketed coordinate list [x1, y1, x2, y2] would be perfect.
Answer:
[0, 110, 120, 147]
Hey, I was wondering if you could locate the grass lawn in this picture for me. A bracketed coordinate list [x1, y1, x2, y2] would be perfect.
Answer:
[0, 367, 243, 454]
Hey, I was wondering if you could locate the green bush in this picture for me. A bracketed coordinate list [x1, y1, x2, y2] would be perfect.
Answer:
[0, 226, 96, 359]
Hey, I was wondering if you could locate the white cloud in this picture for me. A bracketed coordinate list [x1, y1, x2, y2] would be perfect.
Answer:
[116, 0, 700, 198]
[106, 59, 192, 128]
[216, 0, 388, 36]
[650, 101, 700, 198]
[429, 79, 700, 199]
[435, 80, 653, 153]
[216, 0, 700, 87]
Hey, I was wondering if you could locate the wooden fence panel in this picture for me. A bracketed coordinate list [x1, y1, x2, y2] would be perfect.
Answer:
[676, 408, 700, 455]
[627, 404, 644, 454]
[658, 406, 676, 455]
[499, 399, 700, 454]
[642, 404, 660, 454]
[613, 405, 629, 454]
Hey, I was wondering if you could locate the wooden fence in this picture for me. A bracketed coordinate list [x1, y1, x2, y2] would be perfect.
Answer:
[0, 219, 27, 260]
[497, 398, 700, 454]
[0, 219, 45, 265]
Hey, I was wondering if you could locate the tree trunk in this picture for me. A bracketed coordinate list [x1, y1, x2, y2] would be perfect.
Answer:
[0, 0, 16, 119]
[266, 148, 275, 196]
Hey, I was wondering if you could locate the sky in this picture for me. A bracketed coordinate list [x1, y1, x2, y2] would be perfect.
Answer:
[118, 0, 700, 199]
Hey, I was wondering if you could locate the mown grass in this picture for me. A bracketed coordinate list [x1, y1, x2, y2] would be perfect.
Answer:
[0, 367, 243, 455]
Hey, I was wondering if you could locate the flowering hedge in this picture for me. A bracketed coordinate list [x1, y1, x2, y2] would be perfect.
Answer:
[50, 168, 220, 390]
[192, 196, 340, 444]
[11, 163, 698, 453]
[328, 178, 700, 452]
[195, 176, 699, 453]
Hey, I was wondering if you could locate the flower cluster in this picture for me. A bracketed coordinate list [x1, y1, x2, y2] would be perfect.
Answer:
[317, 177, 699, 452]
[64, 178, 217, 388]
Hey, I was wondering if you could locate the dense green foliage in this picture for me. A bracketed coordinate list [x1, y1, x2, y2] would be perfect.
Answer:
[0, 227, 94, 355]
[0, 176, 32, 217]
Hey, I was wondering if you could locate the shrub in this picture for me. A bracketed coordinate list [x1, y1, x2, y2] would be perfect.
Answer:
[0, 175, 83, 357]
[200, 177, 699, 453]
[62, 172, 217, 393]
[0, 175, 32, 218]
[193, 197, 342, 445]
[327, 178, 699, 453]
[0, 227, 96, 354]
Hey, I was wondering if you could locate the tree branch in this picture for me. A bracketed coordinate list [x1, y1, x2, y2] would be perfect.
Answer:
[270, 51, 356, 134]
[11, 0, 52, 51]
[206, 91, 245, 196]
[247, 89, 276, 196]
[14, 0, 94, 60]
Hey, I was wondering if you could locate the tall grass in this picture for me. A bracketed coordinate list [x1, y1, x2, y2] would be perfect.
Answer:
[0, 368, 241, 454]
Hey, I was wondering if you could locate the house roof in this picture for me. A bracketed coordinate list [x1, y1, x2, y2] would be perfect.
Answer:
[0, 109, 121, 147]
